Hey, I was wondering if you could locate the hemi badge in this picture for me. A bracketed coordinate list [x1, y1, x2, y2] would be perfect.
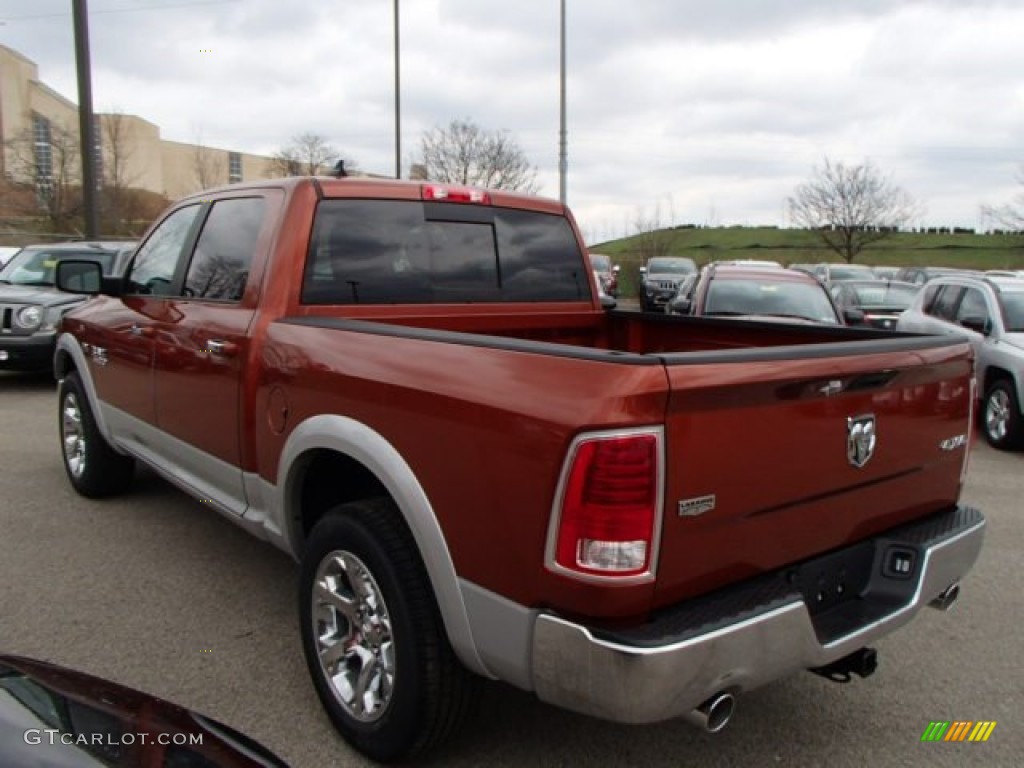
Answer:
[678, 494, 716, 517]
[939, 434, 968, 451]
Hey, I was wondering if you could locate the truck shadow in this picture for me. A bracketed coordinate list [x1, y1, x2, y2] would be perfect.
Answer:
[0, 371, 56, 391]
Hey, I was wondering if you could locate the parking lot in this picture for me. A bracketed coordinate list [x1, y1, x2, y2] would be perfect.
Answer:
[1, 371, 1021, 768]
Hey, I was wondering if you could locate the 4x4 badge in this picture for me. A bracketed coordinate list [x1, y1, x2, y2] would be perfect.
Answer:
[847, 415, 876, 468]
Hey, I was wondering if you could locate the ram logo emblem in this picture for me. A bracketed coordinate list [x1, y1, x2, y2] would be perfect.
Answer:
[847, 415, 876, 468]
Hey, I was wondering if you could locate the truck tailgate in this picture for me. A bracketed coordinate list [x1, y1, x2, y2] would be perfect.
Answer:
[654, 336, 973, 607]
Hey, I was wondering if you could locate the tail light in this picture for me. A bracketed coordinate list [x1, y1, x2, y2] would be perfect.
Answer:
[421, 184, 491, 204]
[545, 428, 663, 583]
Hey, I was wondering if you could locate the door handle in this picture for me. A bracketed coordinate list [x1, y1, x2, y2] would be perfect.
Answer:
[205, 339, 238, 357]
[129, 324, 153, 338]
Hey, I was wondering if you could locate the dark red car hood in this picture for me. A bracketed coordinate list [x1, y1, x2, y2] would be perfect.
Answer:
[0, 655, 288, 767]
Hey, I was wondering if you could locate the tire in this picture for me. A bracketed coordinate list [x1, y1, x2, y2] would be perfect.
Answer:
[299, 498, 478, 762]
[982, 380, 1023, 450]
[58, 372, 135, 497]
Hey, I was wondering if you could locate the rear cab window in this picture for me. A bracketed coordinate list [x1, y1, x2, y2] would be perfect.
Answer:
[301, 200, 591, 304]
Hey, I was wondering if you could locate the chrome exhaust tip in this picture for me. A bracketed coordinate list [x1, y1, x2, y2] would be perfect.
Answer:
[682, 692, 735, 733]
[929, 583, 960, 611]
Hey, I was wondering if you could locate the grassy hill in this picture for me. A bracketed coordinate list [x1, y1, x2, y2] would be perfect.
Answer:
[590, 226, 1024, 296]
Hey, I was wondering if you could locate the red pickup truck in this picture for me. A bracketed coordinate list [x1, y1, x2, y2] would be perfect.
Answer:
[54, 177, 985, 761]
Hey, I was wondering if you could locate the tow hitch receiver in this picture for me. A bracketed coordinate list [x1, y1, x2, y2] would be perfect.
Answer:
[810, 647, 878, 683]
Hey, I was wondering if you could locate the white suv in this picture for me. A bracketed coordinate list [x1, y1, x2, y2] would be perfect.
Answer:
[897, 275, 1024, 449]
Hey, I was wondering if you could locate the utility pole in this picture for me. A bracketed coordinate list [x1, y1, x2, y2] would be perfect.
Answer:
[558, 0, 567, 205]
[73, 0, 99, 237]
[394, 0, 402, 179]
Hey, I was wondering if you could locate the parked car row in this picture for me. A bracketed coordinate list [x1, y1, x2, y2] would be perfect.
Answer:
[648, 260, 1024, 451]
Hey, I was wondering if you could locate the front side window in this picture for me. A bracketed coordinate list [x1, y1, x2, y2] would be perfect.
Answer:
[955, 287, 989, 324]
[128, 204, 201, 295]
[183, 198, 265, 301]
[302, 200, 588, 304]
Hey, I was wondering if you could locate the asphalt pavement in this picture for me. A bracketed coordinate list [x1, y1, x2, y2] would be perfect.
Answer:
[1, 371, 1021, 767]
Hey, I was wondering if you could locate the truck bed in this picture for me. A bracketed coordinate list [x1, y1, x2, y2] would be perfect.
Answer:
[267, 307, 973, 621]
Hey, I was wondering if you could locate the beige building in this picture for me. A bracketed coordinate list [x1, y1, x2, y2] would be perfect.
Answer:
[0, 44, 313, 203]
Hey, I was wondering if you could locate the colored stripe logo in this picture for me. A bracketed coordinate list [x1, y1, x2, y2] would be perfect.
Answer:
[921, 721, 996, 742]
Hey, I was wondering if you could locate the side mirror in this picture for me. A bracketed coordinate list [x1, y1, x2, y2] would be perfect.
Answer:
[612, 264, 621, 273]
[960, 315, 991, 336]
[55, 259, 123, 296]
[668, 298, 692, 315]
[639, 266, 647, 275]
[842, 308, 866, 326]
[56, 259, 103, 294]
[599, 294, 617, 310]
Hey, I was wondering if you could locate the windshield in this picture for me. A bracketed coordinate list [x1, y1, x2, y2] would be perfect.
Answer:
[589, 253, 611, 272]
[1001, 290, 1024, 332]
[706, 278, 839, 323]
[847, 283, 918, 308]
[647, 258, 695, 274]
[0, 248, 115, 287]
[829, 265, 876, 281]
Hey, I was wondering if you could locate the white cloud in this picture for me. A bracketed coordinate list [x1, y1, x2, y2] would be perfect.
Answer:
[1, 0, 1021, 236]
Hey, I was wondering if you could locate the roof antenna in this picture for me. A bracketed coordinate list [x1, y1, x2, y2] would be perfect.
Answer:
[331, 159, 348, 178]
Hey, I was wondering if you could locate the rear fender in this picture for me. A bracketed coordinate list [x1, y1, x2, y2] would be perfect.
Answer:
[278, 414, 494, 679]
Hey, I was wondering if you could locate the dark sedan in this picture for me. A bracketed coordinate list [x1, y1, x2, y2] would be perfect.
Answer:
[667, 264, 851, 325]
[829, 280, 920, 330]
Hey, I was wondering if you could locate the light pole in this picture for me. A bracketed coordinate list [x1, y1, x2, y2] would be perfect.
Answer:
[558, 0, 567, 204]
[73, 0, 99, 237]
[394, 0, 401, 179]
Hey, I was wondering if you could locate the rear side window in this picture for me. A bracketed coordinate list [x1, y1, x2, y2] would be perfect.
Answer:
[302, 200, 590, 304]
[183, 197, 265, 301]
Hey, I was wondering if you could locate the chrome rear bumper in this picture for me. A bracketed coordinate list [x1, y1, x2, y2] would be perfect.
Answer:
[531, 505, 985, 724]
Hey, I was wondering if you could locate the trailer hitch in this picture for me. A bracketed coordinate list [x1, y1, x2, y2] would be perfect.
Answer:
[810, 647, 878, 683]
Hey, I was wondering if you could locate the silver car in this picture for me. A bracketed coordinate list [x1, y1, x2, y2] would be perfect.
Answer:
[897, 275, 1024, 449]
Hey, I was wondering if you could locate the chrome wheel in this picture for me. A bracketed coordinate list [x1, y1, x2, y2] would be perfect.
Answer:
[985, 388, 1010, 442]
[61, 392, 87, 479]
[312, 550, 395, 722]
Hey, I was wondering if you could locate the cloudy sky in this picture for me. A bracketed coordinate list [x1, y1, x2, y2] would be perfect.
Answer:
[2, 0, 1022, 242]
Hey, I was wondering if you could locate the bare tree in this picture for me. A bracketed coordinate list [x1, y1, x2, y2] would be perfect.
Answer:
[632, 199, 677, 262]
[419, 119, 538, 192]
[99, 110, 141, 233]
[271, 132, 340, 176]
[788, 159, 918, 263]
[2, 118, 82, 230]
[982, 165, 1024, 232]
[193, 143, 224, 189]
